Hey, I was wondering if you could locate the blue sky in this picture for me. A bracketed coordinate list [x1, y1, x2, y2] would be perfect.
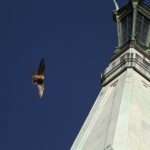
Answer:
[1, 0, 149, 150]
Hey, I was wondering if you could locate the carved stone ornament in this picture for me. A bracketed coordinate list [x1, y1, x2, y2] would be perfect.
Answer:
[104, 144, 114, 150]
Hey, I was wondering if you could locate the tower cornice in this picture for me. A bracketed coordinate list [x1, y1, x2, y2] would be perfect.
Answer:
[101, 48, 150, 86]
[114, 41, 150, 61]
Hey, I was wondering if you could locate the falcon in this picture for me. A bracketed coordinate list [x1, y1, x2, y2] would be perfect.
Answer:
[32, 58, 45, 98]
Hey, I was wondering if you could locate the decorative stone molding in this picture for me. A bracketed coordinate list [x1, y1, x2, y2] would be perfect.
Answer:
[101, 48, 150, 86]
[104, 144, 114, 150]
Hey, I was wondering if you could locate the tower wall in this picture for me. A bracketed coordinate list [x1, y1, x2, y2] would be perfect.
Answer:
[71, 48, 150, 150]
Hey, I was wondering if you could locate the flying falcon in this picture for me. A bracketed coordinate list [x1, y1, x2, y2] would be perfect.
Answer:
[32, 58, 45, 98]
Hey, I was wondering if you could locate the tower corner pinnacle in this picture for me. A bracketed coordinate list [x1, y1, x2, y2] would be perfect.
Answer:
[113, 0, 150, 56]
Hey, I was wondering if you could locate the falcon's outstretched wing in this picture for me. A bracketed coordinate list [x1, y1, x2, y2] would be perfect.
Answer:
[37, 58, 45, 75]
[37, 83, 44, 98]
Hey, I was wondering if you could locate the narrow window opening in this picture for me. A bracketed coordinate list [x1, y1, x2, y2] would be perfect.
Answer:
[121, 13, 133, 45]
[136, 12, 150, 46]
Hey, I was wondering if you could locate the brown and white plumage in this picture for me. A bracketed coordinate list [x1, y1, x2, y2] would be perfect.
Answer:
[32, 58, 45, 98]
[37, 83, 44, 98]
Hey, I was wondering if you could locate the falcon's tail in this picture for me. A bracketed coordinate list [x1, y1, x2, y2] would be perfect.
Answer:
[37, 84, 44, 98]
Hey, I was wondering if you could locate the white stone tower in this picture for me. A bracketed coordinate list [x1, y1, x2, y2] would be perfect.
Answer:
[71, 0, 150, 150]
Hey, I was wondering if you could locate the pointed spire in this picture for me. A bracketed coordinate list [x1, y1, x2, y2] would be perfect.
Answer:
[113, 0, 119, 11]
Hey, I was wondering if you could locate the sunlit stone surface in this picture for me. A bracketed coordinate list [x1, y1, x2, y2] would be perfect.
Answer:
[71, 48, 150, 150]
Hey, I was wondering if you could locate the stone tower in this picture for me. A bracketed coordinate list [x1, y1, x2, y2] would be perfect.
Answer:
[71, 0, 150, 150]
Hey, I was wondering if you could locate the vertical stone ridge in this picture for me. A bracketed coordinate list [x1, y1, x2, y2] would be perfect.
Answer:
[112, 69, 133, 150]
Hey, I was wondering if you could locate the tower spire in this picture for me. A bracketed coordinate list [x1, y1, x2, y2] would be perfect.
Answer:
[112, 0, 119, 11]
[71, 1, 150, 150]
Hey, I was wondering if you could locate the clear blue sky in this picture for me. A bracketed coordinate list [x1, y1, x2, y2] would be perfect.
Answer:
[1, 0, 149, 150]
